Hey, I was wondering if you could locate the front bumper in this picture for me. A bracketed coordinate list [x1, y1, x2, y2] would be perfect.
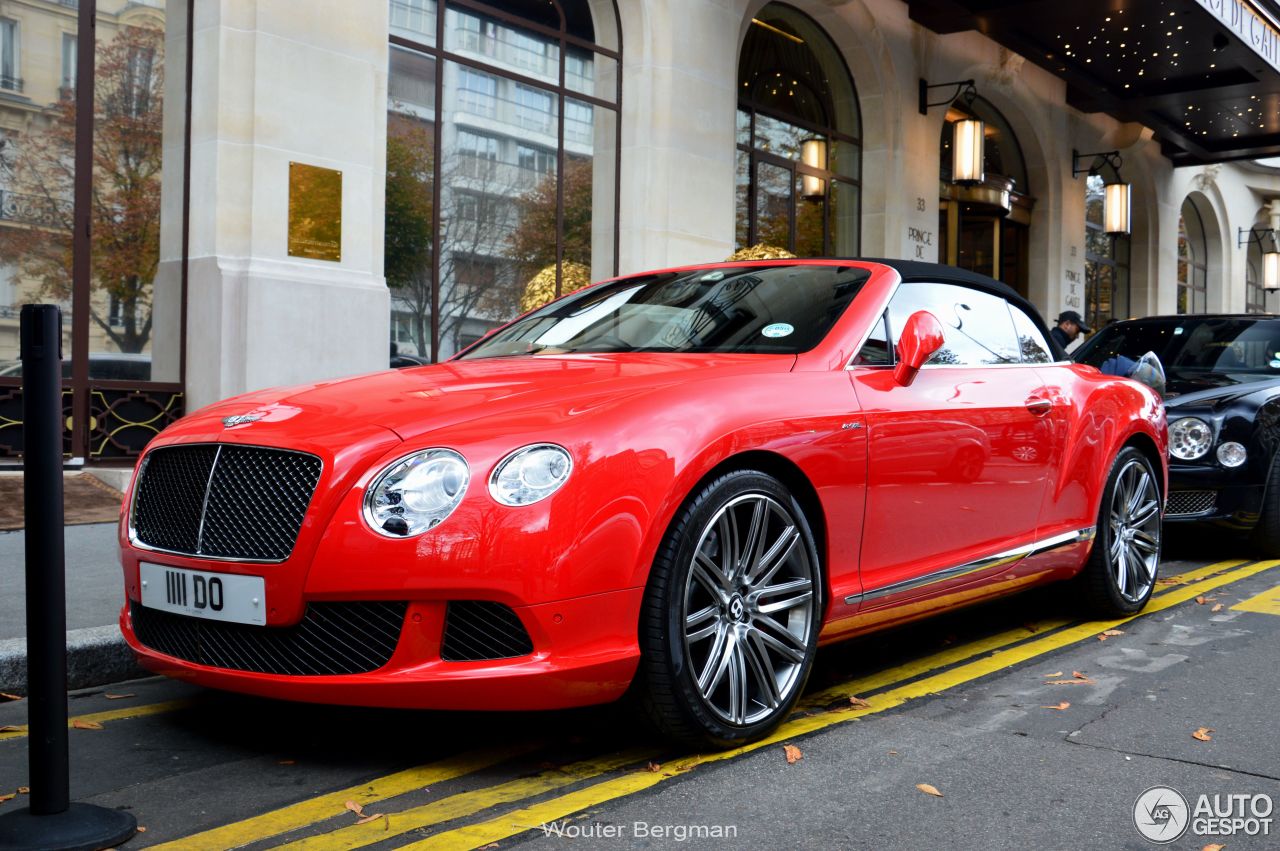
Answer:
[119, 587, 643, 710]
[1166, 464, 1266, 529]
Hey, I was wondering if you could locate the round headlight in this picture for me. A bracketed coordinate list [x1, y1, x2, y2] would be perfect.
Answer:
[364, 449, 469, 537]
[489, 444, 573, 506]
[1217, 441, 1247, 468]
[1169, 417, 1213, 461]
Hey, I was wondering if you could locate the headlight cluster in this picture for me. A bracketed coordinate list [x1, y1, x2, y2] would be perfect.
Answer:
[364, 443, 573, 537]
[1169, 417, 1213, 461]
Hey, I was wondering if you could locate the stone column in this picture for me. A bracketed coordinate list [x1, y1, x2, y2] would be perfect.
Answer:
[181, 0, 389, 410]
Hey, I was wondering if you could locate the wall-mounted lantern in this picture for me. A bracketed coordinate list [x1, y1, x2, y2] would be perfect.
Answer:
[1073, 149, 1131, 236]
[920, 78, 984, 186]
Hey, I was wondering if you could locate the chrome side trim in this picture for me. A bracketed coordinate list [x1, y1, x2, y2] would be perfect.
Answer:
[845, 526, 1096, 605]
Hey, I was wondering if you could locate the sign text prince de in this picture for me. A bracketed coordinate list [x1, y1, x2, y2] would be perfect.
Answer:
[1194, 0, 1280, 74]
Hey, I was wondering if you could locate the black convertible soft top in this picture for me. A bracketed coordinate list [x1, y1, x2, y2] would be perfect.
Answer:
[830, 258, 1068, 361]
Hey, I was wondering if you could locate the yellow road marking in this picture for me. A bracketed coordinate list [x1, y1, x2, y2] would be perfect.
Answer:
[146, 744, 542, 851]
[1232, 582, 1280, 616]
[405, 559, 1280, 851]
[0, 699, 195, 742]
[276, 749, 652, 851]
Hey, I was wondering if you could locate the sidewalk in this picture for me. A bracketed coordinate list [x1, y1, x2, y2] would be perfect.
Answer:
[0, 521, 141, 693]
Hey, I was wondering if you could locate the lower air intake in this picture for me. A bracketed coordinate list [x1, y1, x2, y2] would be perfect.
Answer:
[440, 601, 534, 661]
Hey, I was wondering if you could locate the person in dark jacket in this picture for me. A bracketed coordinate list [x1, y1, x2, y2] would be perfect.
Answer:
[1050, 310, 1091, 350]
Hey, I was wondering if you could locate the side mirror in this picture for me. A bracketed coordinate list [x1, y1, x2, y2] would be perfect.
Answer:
[893, 310, 945, 386]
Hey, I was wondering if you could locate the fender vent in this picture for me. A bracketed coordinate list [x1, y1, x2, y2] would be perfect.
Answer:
[441, 601, 534, 662]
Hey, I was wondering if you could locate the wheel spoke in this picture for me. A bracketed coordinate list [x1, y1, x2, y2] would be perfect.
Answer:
[755, 577, 813, 615]
[727, 641, 749, 724]
[717, 511, 739, 580]
[1126, 545, 1144, 595]
[697, 625, 734, 697]
[1129, 499, 1160, 528]
[739, 500, 767, 578]
[743, 629, 781, 709]
[693, 551, 730, 599]
[748, 525, 798, 586]
[1131, 530, 1160, 555]
[1114, 545, 1129, 595]
[1110, 531, 1125, 562]
[1126, 470, 1150, 516]
[753, 614, 807, 663]
[685, 605, 719, 642]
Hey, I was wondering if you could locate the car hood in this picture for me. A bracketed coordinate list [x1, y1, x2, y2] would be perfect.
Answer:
[191, 353, 796, 443]
[1165, 377, 1280, 411]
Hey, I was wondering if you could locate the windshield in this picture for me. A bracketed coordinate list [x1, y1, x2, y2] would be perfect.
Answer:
[1074, 317, 1280, 394]
[459, 264, 872, 359]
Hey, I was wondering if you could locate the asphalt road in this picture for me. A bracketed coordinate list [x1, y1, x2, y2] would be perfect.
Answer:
[2, 529, 1279, 850]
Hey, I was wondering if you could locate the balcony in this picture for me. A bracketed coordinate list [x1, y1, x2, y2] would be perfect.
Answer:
[0, 189, 69, 229]
[0, 75, 23, 94]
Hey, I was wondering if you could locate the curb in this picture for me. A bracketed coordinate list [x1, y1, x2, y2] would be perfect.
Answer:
[0, 625, 143, 694]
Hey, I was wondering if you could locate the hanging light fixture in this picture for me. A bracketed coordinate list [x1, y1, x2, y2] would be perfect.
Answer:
[1239, 225, 1280, 291]
[919, 78, 984, 187]
[800, 138, 827, 200]
[1073, 149, 1131, 236]
[952, 118, 985, 184]
[1103, 180, 1131, 235]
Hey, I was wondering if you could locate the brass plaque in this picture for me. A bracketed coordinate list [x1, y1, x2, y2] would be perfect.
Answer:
[288, 162, 343, 261]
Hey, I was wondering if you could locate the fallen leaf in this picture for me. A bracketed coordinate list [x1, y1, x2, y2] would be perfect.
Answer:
[1042, 702, 1071, 711]
[344, 800, 365, 817]
[1211, 603, 1224, 613]
[783, 744, 803, 764]
[355, 812, 385, 825]
[646, 761, 661, 773]
[1202, 844, 1225, 851]
[848, 696, 871, 709]
[0, 693, 20, 701]
[887, 750, 898, 755]
[1098, 629, 1125, 641]
[71, 720, 103, 730]
[1196, 595, 1207, 605]
[278, 759, 296, 766]
[1023, 623, 1039, 633]
[136, 827, 147, 833]
[916, 783, 943, 797]
[16, 787, 27, 794]
[1045, 678, 1096, 685]
[0, 726, 20, 733]
[1192, 727, 1214, 742]
[1072, 671, 1088, 680]
[1155, 578, 1182, 586]
[103, 693, 135, 700]
[1043, 671, 1063, 678]
[0, 794, 13, 804]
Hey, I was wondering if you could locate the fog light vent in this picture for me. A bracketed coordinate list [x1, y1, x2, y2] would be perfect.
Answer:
[441, 601, 534, 661]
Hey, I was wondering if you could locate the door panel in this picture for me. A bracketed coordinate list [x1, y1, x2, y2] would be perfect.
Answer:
[849, 365, 1055, 601]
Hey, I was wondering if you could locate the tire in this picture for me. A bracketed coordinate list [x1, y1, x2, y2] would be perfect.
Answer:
[1079, 446, 1163, 617]
[637, 470, 823, 748]
[1249, 453, 1280, 557]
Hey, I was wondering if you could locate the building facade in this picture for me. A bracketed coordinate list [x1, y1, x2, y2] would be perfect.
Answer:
[3, 0, 1280, 462]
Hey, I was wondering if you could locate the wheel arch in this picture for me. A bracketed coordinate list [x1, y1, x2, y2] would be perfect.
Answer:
[1122, 430, 1166, 499]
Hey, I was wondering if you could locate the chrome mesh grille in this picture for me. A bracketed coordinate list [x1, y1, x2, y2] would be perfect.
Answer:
[440, 601, 534, 662]
[132, 445, 322, 561]
[1166, 490, 1217, 517]
[131, 600, 406, 675]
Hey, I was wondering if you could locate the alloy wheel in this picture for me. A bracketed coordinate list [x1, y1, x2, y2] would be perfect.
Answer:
[681, 493, 816, 726]
[1108, 458, 1162, 603]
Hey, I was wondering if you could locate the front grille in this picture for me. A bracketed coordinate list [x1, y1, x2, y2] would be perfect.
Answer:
[131, 600, 406, 675]
[132, 444, 322, 561]
[1166, 490, 1218, 517]
[441, 601, 534, 661]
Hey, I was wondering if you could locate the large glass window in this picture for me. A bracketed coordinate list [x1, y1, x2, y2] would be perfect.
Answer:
[1085, 171, 1130, 329]
[887, 283, 1021, 366]
[386, 0, 620, 360]
[1178, 198, 1209, 314]
[735, 3, 860, 258]
[0, 18, 17, 92]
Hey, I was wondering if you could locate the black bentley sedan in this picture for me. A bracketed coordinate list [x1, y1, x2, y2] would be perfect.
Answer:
[1073, 314, 1280, 552]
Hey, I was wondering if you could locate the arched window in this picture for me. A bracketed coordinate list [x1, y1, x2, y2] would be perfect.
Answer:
[1178, 198, 1208, 314]
[937, 96, 1033, 295]
[735, 3, 860, 257]
[1084, 163, 1130, 328]
[386, 0, 621, 359]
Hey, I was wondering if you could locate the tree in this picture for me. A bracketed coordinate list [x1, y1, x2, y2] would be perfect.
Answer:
[0, 23, 164, 354]
[384, 113, 435, 357]
[507, 155, 593, 284]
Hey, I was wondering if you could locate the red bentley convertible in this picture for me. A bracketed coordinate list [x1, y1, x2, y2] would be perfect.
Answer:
[118, 259, 1166, 747]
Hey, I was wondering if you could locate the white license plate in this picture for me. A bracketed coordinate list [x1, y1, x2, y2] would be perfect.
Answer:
[139, 563, 266, 625]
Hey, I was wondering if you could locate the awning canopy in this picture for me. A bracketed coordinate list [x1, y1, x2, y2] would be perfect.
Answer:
[907, 0, 1280, 165]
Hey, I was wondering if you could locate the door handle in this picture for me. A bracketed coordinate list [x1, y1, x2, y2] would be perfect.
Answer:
[1025, 397, 1053, 417]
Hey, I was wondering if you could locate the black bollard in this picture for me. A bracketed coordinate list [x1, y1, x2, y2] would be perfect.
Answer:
[0, 305, 136, 850]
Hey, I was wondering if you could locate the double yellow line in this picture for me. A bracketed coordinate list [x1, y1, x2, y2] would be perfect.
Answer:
[149, 557, 1276, 850]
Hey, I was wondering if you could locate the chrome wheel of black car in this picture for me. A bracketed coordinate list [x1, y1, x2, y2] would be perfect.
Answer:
[1108, 457, 1162, 603]
[637, 470, 822, 748]
[682, 493, 815, 726]
[1081, 446, 1162, 616]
